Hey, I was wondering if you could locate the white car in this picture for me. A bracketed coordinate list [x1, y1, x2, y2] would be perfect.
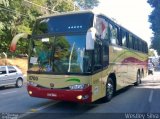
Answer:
[0, 66, 24, 88]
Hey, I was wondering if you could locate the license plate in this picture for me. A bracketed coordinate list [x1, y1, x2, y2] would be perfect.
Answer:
[47, 93, 57, 97]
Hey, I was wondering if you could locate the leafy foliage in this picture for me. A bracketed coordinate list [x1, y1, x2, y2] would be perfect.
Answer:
[75, 0, 99, 9]
[0, 0, 74, 56]
[0, 0, 99, 56]
[148, 0, 160, 54]
[149, 49, 155, 57]
[0, 0, 9, 6]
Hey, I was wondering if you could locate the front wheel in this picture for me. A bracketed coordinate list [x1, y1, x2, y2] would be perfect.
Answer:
[102, 77, 115, 102]
[16, 78, 23, 88]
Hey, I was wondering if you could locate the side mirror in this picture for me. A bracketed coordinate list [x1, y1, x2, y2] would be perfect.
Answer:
[86, 27, 96, 50]
[10, 33, 28, 52]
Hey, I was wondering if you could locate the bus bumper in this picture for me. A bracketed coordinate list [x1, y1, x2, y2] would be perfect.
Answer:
[27, 85, 92, 103]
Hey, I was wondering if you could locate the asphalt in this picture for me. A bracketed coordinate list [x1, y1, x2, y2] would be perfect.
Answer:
[0, 72, 160, 119]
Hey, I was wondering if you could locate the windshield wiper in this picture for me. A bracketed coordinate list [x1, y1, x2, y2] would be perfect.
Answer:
[68, 42, 75, 72]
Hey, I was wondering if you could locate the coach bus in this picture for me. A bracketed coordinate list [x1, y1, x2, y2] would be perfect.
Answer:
[10, 11, 148, 103]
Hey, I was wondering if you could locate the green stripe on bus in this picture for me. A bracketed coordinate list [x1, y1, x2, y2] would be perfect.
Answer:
[66, 78, 80, 83]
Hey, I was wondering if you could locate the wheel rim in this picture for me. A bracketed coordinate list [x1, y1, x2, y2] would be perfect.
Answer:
[17, 79, 22, 87]
[107, 81, 114, 98]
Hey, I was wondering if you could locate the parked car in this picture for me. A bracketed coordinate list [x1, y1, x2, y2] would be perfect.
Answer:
[148, 63, 154, 75]
[0, 66, 24, 88]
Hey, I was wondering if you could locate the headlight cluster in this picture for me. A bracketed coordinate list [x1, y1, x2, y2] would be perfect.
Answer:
[69, 84, 89, 90]
[28, 81, 38, 87]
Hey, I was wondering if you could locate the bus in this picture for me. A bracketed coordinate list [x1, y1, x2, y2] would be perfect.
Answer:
[10, 11, 148, 103]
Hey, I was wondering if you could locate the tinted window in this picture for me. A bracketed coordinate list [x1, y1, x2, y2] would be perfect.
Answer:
[8, 66, 17, 73]
[145, 43, 148, 53]
[94, 40, 102, 71]
[128, 34, 133, 49]
[103, 42, 109, 67]
[109, 24, 118, 45]
[33, 13, 94, 35]
[121, 30, 127, 47]
[0, 67, 6, 75]
[139, 40, 142, 52]
[132, 36, 136, 50]
[134, 38, 138, 50]
[142, 41, 145, 53]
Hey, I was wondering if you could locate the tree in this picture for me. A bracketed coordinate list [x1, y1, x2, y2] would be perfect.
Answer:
[75, 0, 99, 9]
[148, 0, 160, 54]
[0, 0, 75, 55]
[46, 0, 74, 13]
[0, 0, 41, 54]
[149, 49, 155, 57]
[0, 0, 9, 6]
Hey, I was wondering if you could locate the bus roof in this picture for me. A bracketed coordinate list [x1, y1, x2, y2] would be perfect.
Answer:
[36, 10, 147, 45]
[37, 10, 94, 19]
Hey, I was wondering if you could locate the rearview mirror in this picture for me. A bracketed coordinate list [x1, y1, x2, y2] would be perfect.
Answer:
[10, 33, 28, 52]
[86, 27, 96, 50]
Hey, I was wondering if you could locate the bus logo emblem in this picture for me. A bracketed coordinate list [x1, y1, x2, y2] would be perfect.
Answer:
[50, 83, 54, 87]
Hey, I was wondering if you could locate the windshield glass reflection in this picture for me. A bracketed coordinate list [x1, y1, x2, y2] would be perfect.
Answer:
[28, 35, 92, 74]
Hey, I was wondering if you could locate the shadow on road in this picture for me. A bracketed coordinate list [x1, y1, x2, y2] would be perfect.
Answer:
[94, 85, 133, 104]
[0, 85, 16, 90]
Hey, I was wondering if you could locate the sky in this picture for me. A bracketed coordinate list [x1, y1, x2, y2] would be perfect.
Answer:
[93, 0, 153, 46]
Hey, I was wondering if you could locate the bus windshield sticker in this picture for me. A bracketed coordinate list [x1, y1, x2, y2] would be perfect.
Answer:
[30, 57, 38, 64]
[42, 38, 49, 42]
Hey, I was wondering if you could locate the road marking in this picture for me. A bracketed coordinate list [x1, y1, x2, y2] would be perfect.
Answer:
[149, 90, 153, 103]
[18, 112, 33, 119]
[30, 102, 56, 112]
[1, 91, 17, 95]
[18, 101, 57, 119]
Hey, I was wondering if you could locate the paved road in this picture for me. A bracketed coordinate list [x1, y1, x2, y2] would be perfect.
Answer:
[0, 72, 160, 119]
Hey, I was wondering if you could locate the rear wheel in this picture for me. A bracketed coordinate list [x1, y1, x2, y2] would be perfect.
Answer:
[102, 77, 115, 102]
[16, 78, 23, 88]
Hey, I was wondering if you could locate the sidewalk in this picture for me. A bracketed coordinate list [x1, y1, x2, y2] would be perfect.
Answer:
[143, 71, 160, 80]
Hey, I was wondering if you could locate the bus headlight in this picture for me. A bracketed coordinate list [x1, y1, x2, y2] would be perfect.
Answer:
[69, 84, 89, 90]
[28, 81, 38, 87]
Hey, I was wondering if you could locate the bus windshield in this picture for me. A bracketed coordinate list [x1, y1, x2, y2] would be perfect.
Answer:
[28, 35, 92, 74]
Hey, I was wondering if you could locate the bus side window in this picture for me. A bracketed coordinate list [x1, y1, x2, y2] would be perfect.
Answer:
[103, 20, 109, 40]
[132, 36, 136, 50]
[137, 39, 140, 51]
[141, 41, 144, 53]
[129, 34, 133, 49]
[139, 40, 142, 52]
[94, 40, 102, 71]
[121, 30, 127, 47]
[145, 43, 148, 53]
[134, 38, 138, 51]
[103, 42, 109, 67]
[109, 24, 118, 45]
[142, 41, 146, 53]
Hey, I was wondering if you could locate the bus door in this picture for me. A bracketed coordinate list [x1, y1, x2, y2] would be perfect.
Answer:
[91, 38, 103, 101]
[101, 41, 109, 97]
[92, 38, 108, 100]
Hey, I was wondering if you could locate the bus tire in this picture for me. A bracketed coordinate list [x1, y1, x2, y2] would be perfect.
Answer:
[102, 77, 115, 102]
[134, 72, 141, 86]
